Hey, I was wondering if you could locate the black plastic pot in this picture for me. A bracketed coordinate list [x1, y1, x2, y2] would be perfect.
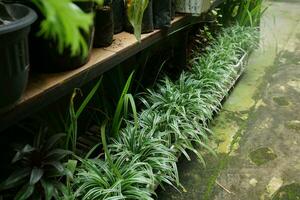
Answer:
[112, 0, 124, 34]
[125, 0, 154, 34]
[29, 1, 95, 73]
[0, 3, 37, 112]
[153, 0, 172, 29]
[94, 5, 114, 47]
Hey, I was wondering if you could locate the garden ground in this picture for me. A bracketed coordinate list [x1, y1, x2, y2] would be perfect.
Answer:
[158, 0, 300, 199]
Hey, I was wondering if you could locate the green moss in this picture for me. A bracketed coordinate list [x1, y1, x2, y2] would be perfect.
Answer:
[273, 96, 290, 106]
[249, 147, 277, 166]
[285, 120, 300, 131]
[272, 183, 300, 200]
[279, 50, 300, 65]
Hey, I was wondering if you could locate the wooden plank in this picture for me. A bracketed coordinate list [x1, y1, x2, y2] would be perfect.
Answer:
[23, 48, 114, 103]
[0, 15, 196, 132]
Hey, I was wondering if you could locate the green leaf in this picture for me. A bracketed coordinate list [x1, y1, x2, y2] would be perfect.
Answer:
[44, 133, 65, 151]
[84, 144, 101, 159]
[76, 77, 103, 118]
[66, 160, 77, 175]
[41, 180, 54, 200]
[14, 184, 34, 200]
[0, 168, 30, 190]
[30, 167, 44, 185]
[32, 0, 94, 57]
[44, 161, 65, 173]
[112, 72, 135, 138]
[11, 145, 35, 164]
[124, 94, 138, 129]
[65, 159, 78, 181]
[101, 121, 122, 179]
[66, 77, 102, 151]
[126, 0, 149, 41]
[45, 149, 73, 161]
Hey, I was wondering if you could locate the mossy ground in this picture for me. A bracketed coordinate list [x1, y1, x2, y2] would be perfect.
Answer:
[272, 183, 300, 200]
[157, 0, 300, 199]
[249, 147, 277, 166]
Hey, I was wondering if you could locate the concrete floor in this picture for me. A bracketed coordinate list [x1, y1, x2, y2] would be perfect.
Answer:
[157, 0, 300, 199]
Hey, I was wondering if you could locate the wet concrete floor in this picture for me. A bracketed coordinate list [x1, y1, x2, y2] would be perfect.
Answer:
[158, 0, 300, 199]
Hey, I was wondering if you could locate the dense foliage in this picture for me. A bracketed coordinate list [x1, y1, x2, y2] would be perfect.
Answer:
[0, 0, 264, 198]
[0, 130, 72, 199]
[218, 0, 265, 27]
[74, 25, 259, 199]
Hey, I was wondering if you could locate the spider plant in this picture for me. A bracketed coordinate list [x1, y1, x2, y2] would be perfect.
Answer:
[138, 25, 258, 172]
[110, 122, 180, 190]
[75, 156, 155, 200]
[74, 122, 155, 200]
[139, 76, 216, 166]
[0, 128, 72, 200]
[69, 25, 258, 200]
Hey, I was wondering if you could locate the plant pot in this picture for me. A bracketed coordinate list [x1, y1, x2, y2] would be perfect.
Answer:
[153, 0, 173, 29]
[93, 5, 114, 47]
[0, 3, 37, 113]
[175, 0, 204, 15]
[112, 0, 124, 34]
[125, 0, 154, 34]
[29, 1, 95, 73]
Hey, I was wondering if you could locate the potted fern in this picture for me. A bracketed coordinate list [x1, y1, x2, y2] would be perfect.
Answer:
[28, 0, 99, 72]
[2, 0, 97, 72]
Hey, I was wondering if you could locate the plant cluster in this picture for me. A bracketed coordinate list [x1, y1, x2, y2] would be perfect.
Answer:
[0, 129, 72, 200]
[187, 9, 223, 59]
[0, 24, 258, 200]
[218, 0, 266, 27]
[3, 0, 148, 55]
[73, 25, 259, 199]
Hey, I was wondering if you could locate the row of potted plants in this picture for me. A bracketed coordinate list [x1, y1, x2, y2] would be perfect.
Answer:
[0, 0, 213, 114]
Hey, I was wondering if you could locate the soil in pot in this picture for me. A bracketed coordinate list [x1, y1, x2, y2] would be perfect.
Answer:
[125, 0, 154, 34]
[112, 0, 124, 34]
[0, 3, 37, 112]
[29, 1, 95, 73]
[153, 0, 172, 29]
[93, 5, 114, 47]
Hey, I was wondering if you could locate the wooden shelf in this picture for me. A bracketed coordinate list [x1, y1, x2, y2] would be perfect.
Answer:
[0, 15, 201, 131]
